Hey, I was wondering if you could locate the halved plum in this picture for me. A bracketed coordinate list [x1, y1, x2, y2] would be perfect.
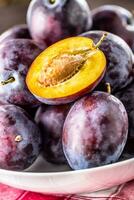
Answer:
[26, 36, 106, 105]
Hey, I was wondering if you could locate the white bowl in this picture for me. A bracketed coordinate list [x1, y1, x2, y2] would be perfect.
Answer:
[0, 155, 133, 194]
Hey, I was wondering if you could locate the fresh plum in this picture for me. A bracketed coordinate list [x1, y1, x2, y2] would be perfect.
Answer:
[0, 105, 41, 171]
[91, 5, 134, 52]
[35, 104, 71, 164]
[0, 24, 31, 44]
[115, 81, 134, 155]
[81, 31, 134, 93]
[27, 0, 92, 46]
[0, 39, 42, 107]
[63, 92, 128, 170]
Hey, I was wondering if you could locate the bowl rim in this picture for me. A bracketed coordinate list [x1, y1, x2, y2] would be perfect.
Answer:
[0, 158, 133, 177]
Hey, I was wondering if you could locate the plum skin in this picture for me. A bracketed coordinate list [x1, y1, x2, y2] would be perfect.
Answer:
[115, 81, 134, 155]
[91, 5, 134, 52]
[0, 24, 31, 44]
[0, 105, 42, 171]
[27, 0, 92, 46]
[81, 31, 134, 93]
[0, 39, 42, 107]
[62, 92, 128, 170]
[35, 104, 71, 164]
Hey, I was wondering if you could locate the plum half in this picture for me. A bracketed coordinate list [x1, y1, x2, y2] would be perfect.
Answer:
[81, 31, 134, 93]
[0, 105, 41, 171]
[26, 36, 106, 105]
[62, 92, 128, 170]
[35, 104, 71, 164]
[27, 0, 92, 46]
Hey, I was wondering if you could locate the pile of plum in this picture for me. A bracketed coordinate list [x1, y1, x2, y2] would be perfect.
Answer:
[0, 0, 133, 171]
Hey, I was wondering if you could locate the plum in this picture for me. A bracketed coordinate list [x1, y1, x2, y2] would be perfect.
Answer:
[27, 0, 92, 46]
[91, 5, 134, 52]
[0, 105, 41, 171]
[26, 36, 106, 105]
[0, 39, 42, 107]
[62, 92, 128, 170]
[0, 24, 31, 44]
[35, 104, 71, 164]
[115, 81, 134, 156]
[81, 31, 134, 93]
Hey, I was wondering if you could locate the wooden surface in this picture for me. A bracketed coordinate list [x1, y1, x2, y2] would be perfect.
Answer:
[0, 0, 133, 34]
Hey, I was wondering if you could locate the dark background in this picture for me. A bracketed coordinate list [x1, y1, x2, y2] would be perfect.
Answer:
[0, 0, 133, 34]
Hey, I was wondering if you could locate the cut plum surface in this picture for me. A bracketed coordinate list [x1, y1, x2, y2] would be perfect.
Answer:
[26, 36, 106, 105]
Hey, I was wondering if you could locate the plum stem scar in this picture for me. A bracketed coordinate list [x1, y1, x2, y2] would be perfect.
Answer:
[15, 135, 23, 142]
[0, 77, 15, 86]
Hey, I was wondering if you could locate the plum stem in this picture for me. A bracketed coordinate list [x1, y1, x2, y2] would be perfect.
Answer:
[49, 0, 56, 4]
[106, 82, 111, 94]
[0, 77, 15, 86]
[15, 135, 23, 142]
[95, 33, 108, 49]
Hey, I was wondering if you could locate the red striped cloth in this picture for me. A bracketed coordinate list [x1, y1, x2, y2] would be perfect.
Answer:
[0, 180, 134, 200]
